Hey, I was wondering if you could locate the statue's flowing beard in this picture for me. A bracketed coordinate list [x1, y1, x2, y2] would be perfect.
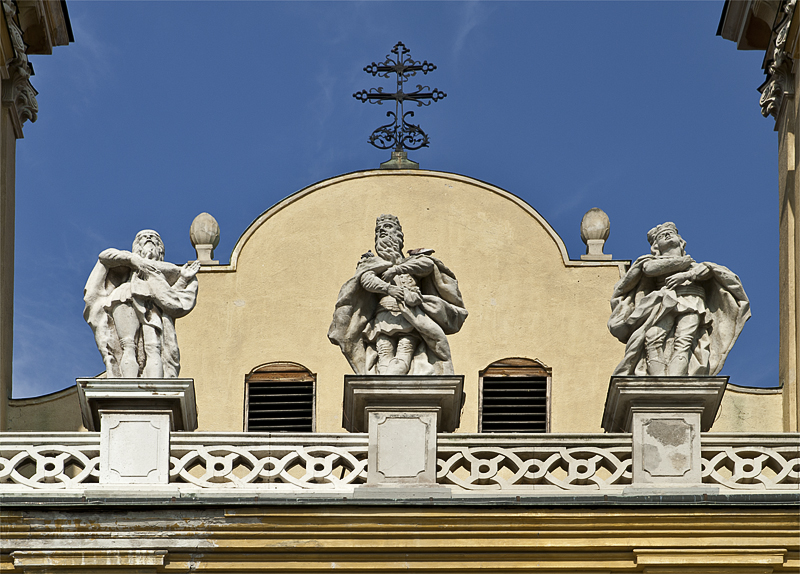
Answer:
[136, 241, 162, 261]
[375, 232, 404, 265]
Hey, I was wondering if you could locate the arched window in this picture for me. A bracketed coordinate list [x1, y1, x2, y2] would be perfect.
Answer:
[244, 362, 315, 432]
[478, 358, 551, 433]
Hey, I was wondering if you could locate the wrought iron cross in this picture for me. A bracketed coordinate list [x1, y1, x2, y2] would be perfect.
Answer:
[354, 42, 446, 153]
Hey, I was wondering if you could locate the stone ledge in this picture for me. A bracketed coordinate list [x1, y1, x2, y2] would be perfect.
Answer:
[76, 378, 197, 432]
[342, 375, 464, 432]
[602, 376, 727, 433]
[1, 489, 797, 508]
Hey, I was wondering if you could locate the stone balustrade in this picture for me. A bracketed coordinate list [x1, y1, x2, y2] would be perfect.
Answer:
[0, 432, 797, 494]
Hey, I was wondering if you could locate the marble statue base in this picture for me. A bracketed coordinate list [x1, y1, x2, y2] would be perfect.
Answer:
[76, 378, 198, 485]
[602, 376, 727, 486]
[343, 375, 463, 486]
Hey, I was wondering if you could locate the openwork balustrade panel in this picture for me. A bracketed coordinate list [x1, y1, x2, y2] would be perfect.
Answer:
[169, 433, 368, 489]
[0, 433, 797, 492]
[437, 435, 633, 491]
[0, 433, 100, 489]
[701, 434, 800, 490]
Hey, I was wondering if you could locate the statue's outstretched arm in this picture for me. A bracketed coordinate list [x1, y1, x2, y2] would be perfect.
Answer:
[643, 255, 694, 277]
[173, 261, 201, 289]
[691, 262, 713, 281]
[382, 256, 434, 282]
[361, 270, 392, 294]
[98, 249, 182, 282]
[145, 262, 200, 316]
[149, 260, 182, 283]
[98, 248, 135, 268]
[361, 270, 403, 300]
[664, 261, 714, 289]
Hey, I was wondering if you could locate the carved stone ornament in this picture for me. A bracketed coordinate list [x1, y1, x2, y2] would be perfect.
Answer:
[580, 207, 612, 260]
[328, 214, 467, 376]
[1, 0, 38, 135]
[189, 212, 220, 264]
[759, 0, 797, 120]
[83, 230, 201, 378]
[608, 222, 750, 377]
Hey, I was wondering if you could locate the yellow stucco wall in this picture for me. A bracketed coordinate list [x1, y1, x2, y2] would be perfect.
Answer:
[2, 506, 798, 572]
[6, 387, 84, 431]
[5, 169, 786, 432]
[173, 169, 780, 433]
[712, 385, 784, 432]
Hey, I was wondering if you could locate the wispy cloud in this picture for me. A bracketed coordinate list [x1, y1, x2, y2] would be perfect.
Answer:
[13, 293, 100, 398]
[11, 220, 115, 398]
[55, 13, 114, 112]
[453, 1, 487, 60]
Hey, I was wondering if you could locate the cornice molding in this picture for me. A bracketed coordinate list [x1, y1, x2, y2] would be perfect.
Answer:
[16, 0, 72, 56]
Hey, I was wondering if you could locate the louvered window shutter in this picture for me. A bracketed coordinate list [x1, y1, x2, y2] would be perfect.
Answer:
[479, 358, 551, 433]
[245, 363, 315, 432]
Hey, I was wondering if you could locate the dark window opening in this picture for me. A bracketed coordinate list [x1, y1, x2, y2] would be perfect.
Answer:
[479, 358, 551, 433]
[244, 362, 315, 432]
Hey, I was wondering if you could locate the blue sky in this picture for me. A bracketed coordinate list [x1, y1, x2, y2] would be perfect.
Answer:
[12, 1, 777, 397]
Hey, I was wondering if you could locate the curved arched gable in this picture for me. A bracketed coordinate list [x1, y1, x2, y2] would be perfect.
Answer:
[178, 169, 627, 433]
[204, 170, 619, 273]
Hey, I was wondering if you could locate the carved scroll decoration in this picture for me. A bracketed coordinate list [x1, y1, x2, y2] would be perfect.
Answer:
[169, 442, 368, 489]
[1, 0, 37, 134]
[436, 444, 633, 491]
[702, 445, 800, 490]
[0, 444, 100, 489]
[760, 0, 797, 119]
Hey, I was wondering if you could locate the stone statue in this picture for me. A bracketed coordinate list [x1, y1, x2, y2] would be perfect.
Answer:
[608, 222, 750, 377]
[84, 230, 200, 378]
[329, 214, 467, 376]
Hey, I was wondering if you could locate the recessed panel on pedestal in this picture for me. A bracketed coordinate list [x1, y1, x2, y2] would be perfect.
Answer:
[370, 411, 436, 485]
[100, 411, 170, 484]
[633, 412, 701, 484]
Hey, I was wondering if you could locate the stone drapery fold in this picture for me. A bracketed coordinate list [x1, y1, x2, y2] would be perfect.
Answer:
[328, 254, 467, 375]
[83, 252, 198, 378]
[608, 255, 750, 376]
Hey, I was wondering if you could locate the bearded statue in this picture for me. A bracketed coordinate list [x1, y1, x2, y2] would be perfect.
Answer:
[83, 230, 200, 378]
[328, 214, 468, 376]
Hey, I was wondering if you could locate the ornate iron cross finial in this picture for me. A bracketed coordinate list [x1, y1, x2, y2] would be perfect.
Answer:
[354, 42, 446, 168]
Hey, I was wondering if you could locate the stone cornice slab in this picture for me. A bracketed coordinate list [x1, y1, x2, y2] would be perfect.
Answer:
[76, 378, 198, 432]
[602, 376, 728, 433]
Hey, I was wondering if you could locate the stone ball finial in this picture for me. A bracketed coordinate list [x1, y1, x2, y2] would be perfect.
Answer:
[190, 212, 220, 265]
[580, 208, 610, 242]
[580, 208, 612, 260]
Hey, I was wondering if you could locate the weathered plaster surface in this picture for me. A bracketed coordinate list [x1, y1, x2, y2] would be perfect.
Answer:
[7, 387, 84, 431]
[0, 506, 797, 572]
[713, 385, 785, 432]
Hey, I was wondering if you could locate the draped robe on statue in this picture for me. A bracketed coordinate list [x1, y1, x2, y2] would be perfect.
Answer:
[328, 254, 467, 375]
[83, 251, 198, 378]
[608, 255, 750, 376]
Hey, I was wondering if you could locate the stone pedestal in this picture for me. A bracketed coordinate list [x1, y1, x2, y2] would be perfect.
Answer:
[77, 378, 197, 485]
[602, 376, 727, 486]
[380, 150, 419, 170]
[343, 375, 463, 486]
[580, 239, 612, 260]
